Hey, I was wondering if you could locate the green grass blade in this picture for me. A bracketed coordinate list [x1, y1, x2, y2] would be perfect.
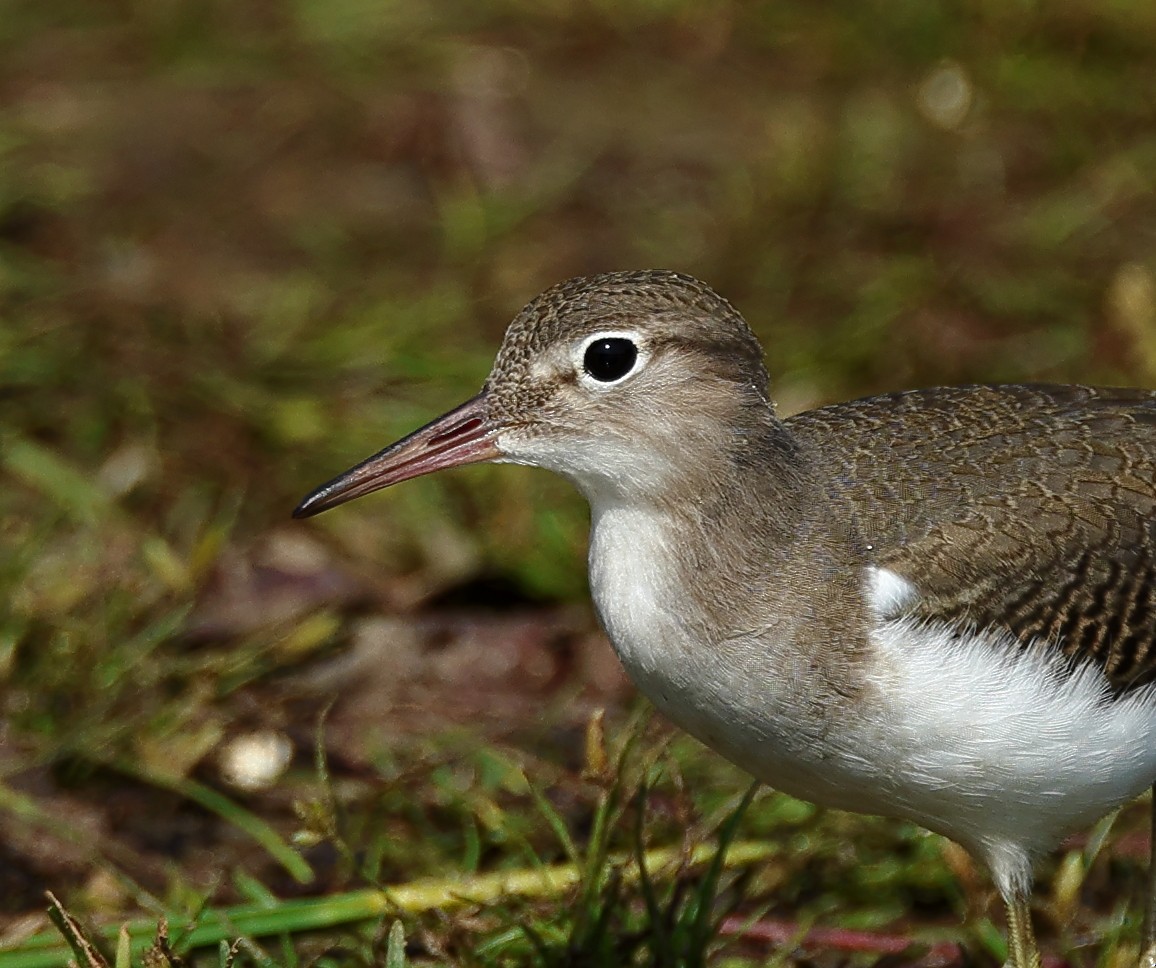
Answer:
[110, 761, 314, 885]
[525, 773, 579, 865]
[113, 928, 129, 968]
[384, 921, 406, 968]
[3, 438, 113, 524]
[686, 780, 760, 959]
[0, 841, 779, 968]
[630, 779, 669, 963]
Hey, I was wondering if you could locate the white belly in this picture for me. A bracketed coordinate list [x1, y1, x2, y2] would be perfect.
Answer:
[587, 507, 1156, 894]
[865, 613, 1156, 882]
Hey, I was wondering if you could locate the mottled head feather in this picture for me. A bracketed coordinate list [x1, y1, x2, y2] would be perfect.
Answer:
[485, 270, 771, 421]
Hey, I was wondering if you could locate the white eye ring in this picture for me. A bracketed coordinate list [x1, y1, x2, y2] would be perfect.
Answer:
[574, 330, 648, 388]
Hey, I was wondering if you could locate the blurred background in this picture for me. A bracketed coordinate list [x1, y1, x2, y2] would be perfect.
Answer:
[3, 0, 1156, 963]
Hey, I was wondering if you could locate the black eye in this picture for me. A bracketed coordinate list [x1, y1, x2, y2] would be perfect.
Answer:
[583, 337, 638, 383]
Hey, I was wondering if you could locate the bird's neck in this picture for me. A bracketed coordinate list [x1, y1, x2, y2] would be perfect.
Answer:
[582, 405, 871, 686]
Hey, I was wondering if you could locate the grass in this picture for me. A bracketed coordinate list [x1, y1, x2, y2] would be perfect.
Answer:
[2, 0, 1156, 964]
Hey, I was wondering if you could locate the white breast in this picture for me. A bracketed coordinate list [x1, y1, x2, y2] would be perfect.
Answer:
[587, 502, 690, 689]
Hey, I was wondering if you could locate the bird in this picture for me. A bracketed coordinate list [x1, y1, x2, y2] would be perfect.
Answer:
[295, 269, 1156, 968]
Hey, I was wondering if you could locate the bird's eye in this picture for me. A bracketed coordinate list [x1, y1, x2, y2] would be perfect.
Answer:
[583, 337, 638, 383]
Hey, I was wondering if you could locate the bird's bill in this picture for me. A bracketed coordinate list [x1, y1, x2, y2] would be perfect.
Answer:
[293, 393, 500, 518]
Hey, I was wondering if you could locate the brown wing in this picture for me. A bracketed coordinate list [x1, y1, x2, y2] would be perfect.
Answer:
[787, 384, 1156, 693]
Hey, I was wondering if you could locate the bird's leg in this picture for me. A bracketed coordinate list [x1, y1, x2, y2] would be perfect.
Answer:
[1005, 893, 1042, 968]
[1141, 784, 1156, 968]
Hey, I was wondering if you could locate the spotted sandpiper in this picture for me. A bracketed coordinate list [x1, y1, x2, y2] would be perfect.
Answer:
[295, 270, 1156, 968]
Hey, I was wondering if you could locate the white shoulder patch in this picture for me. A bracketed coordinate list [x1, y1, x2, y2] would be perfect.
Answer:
[865, 565, 919, 618]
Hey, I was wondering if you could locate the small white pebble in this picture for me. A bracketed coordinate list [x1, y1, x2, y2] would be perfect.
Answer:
[219, 731, 294, 791]
[916, 60, 973, 130]
[97, 443, 156, 497]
